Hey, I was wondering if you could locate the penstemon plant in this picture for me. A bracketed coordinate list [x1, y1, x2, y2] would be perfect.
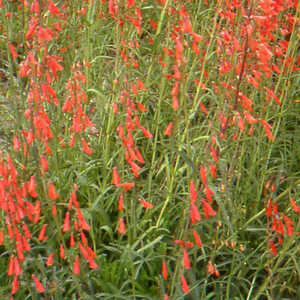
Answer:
[0, 0, 299, 299]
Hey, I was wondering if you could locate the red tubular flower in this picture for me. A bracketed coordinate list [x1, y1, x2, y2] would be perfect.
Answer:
[14, 257, 22, 276]
[60, 244, 65, 259]
[283, 215, 294, 237]
[48, 0, 62, 16]
[180, 274, 190, 294]
[48, 182, 59, 200]
[70, 233, 75, 248]
[183, 249, 191, 270]
[11, 275, 19, 295]
[32, 274, 45, 293]
[200, 166, 207, 183]
[40, 155, 49, 171]
[164, 122, 174, 136]
[118, 218, 126, 234]
[207, 260, 215, 275]
[9, 44, 18, 59]
[269, 239, 277, 256]
[129, 160, 141, 178]
[290, 198, 300, 214]
[192, 230, 202, 248]
[141, 127, 153, 138]
[189, 180, 197, 203]
[77, 208, 91, 231]
[8, 256, 14, 276]
[201, 199, 216, 219]
[28, 176, 38, 198]
[13, 136, 20, 150]
[73, 255, 80, 275]
[120, 182, 135, 191]
[62, 212, 70, 232]
[162, 261, 168, 280]
[204, 184, 214, 203]
[112, 167, 121, 186]
[190, 202, 201, 224]
[79, 242, 89, 259]
[137, 102, 147, 111]
[38, 224, 47, 242]
[138, 198, 154, 209]
[88, 257, 98, 269]
[81, 138, 93, 155]
[46, 253, 54, 266]
[118, 193, 124, 211]
[0, 229, 4, 245]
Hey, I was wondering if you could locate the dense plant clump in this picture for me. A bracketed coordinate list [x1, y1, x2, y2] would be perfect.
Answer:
[0, 0, 299, 299]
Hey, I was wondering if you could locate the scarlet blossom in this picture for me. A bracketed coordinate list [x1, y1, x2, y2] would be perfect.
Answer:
[189, 180, 197, 203]
[38, 224, 47, 241]
[137, 79, 146, 90]
[183, 249, 190, 270]
[200, 165, 207, 183]
[79, 242, 89, 259]
[259, 119, 274, 141]
[46, 253, 54, 266]
[118, 193, 124, 211]
[77, 207, 91, 231]
[135, 147, 145, 164]
[48, 182, 59, 200]
[8, 256, 14, 276]
[164, 122, 174, 136]
[201, 199, 216, 218]
[205, 184, 214, 203]
[172, 95, 179, 110]
[141, 127, 153, 138]
[200, 103, 208, 115]
[129, 160, 141, 178]
[190, 202, 201, 224]
[60, 244, 65, 259]
[137, 102, 147, 111]
[266, 199, 273, 217]
[32, 274, 45, 293]
[192, 230, 202, 248]
[290, 198, 300, 214]
[8, 44, 18, 59]
[209, 164, 217, 179]
[244, 111, 257, 124]
[138, 198, 154, 209]
[52, 204, 57, 216]
[162, 261, 168, 280]
[112, 102, 118, 114]
[207, 260, 215, 274]
[118, 218, 126, 234]
[40, 156, 49, 171]
[283, 215, 294, 237]
[180, 274, 190, 294]
[62, 212, 70, 232]
[0, 229, 4, 245]
[70, 233, 75, 248]
[269, 239, 277, 256]
[120, 182, 135, 191]
[11, 275, 19, 295]
[48, 0, 61, 16]
[28, 176, 38, 198]
[265, 87, 281, 105]
[88, 257, 98, 269]
[73, 255, 80, 274]
[13, 136, 20, 151]
[81, 138, 93, 155]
